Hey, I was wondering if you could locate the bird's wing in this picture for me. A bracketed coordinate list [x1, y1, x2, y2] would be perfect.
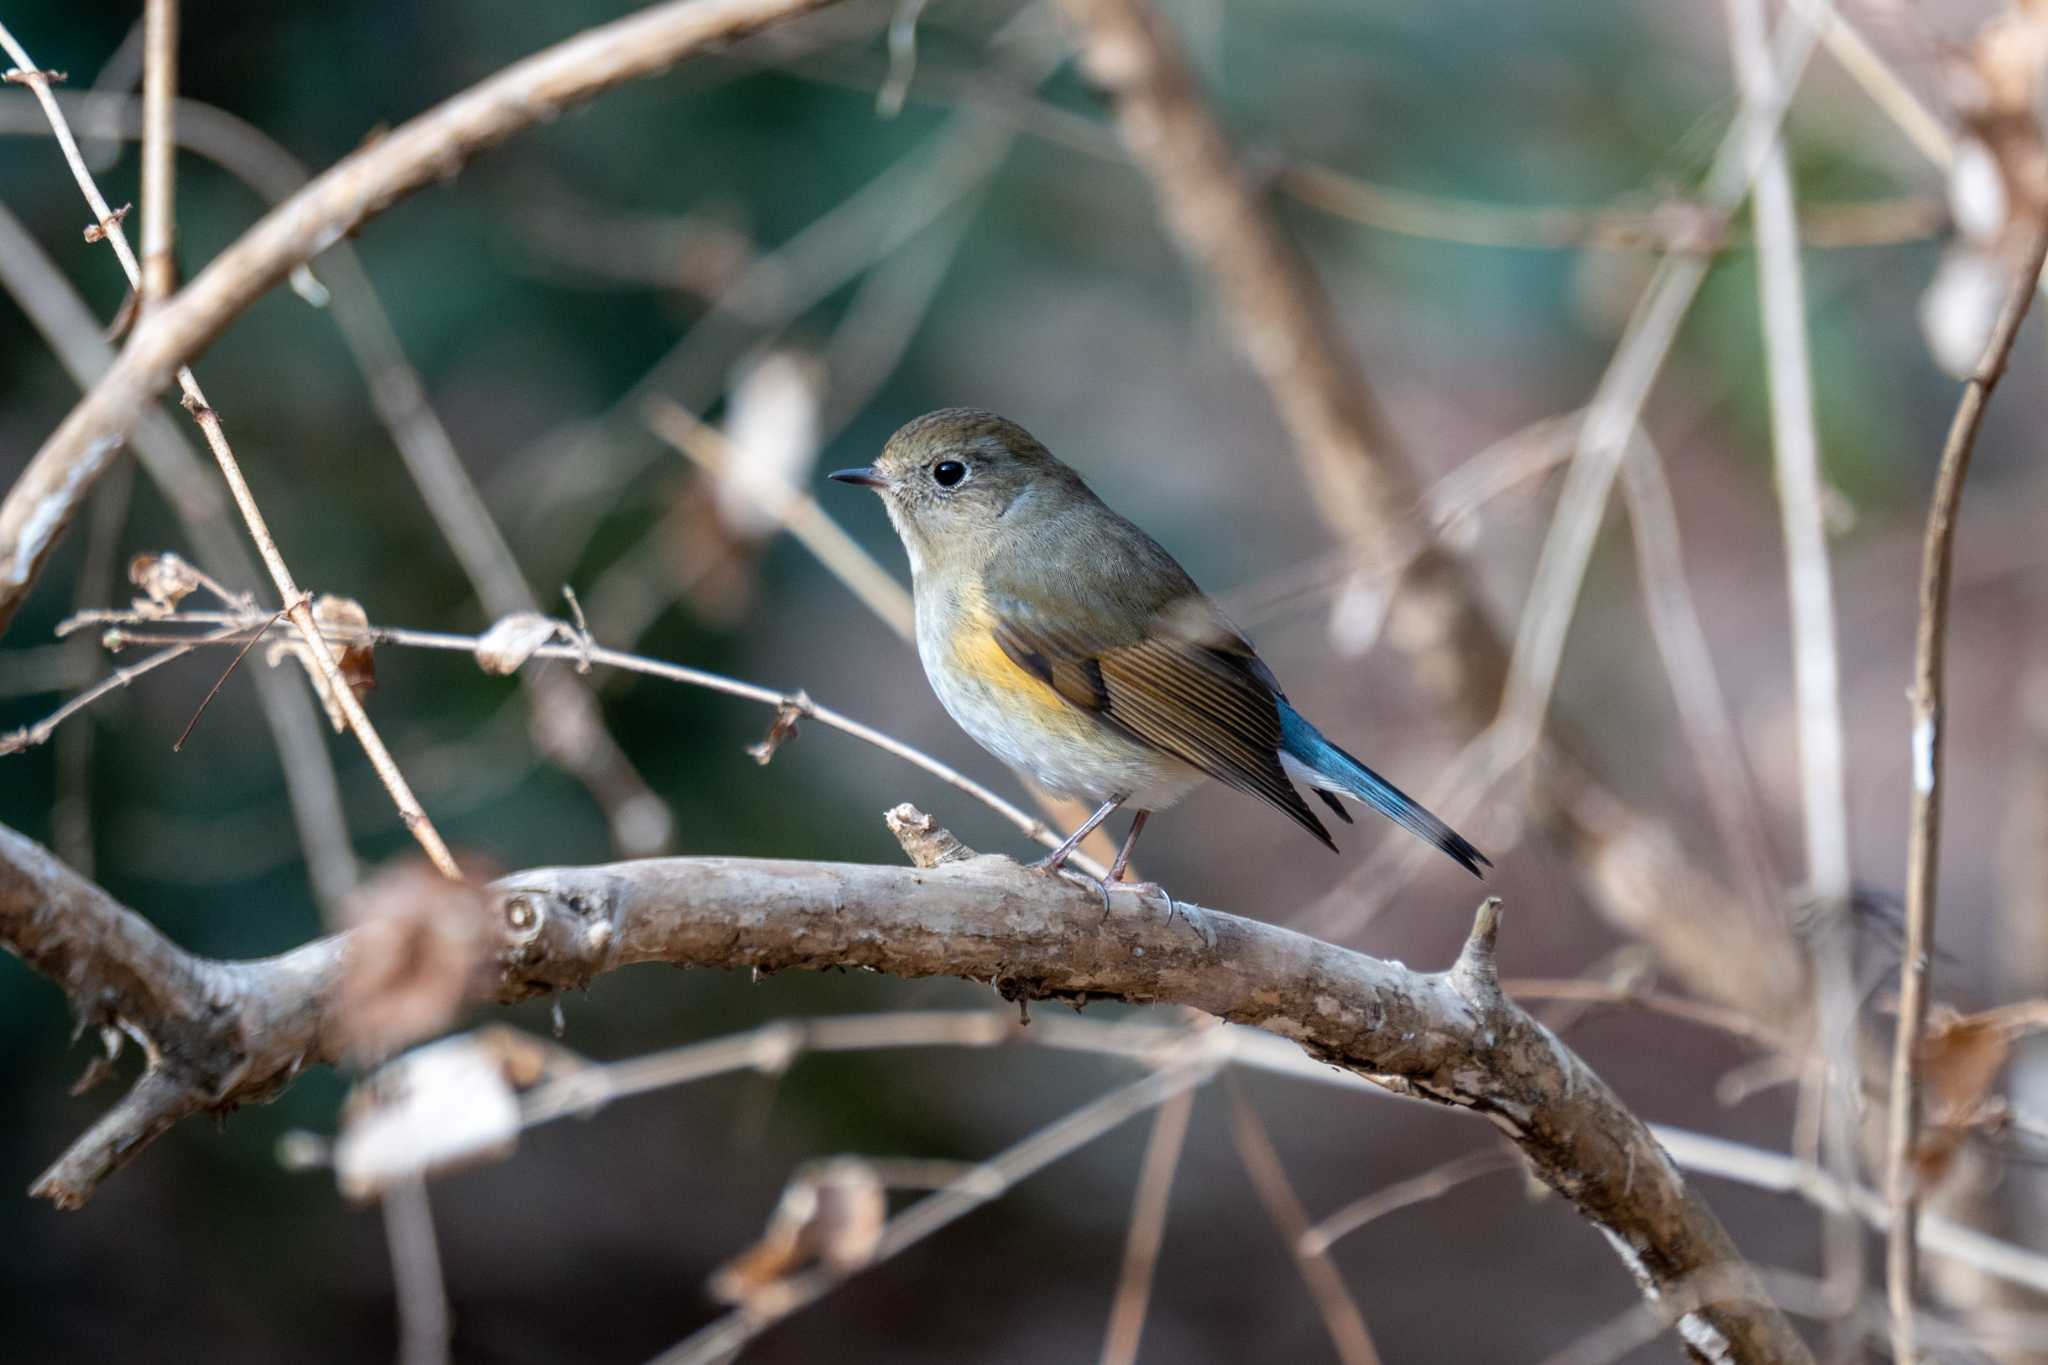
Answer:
[987, 589, 1334, 849]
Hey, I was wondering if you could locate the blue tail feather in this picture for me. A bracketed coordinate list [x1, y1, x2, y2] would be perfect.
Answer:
[1277, 702, 1490, 877]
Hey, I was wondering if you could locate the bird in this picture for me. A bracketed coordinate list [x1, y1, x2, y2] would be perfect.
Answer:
[830, 408, 1487, 897]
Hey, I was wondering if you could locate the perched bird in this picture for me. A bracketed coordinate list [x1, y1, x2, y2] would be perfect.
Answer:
[831, 409, 1486, 894]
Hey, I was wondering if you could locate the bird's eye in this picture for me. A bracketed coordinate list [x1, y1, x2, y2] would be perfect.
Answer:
[932, 460, 967, 488]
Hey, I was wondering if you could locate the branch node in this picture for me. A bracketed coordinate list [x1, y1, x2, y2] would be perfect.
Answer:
[884, 804, 975, 868]
[82, 203, 130, 244]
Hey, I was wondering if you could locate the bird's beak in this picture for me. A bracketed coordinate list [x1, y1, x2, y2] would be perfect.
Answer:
[829, 466, 886, 490]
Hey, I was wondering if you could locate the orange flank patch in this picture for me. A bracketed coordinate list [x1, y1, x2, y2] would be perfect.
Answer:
[949, 625, 1072, 714]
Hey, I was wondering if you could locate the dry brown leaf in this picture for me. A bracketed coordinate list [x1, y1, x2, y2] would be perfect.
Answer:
[333, 1031, 529, 1200]
[1973, 10, 2048, 119]
[127, 552, 203, 616]
[334, 858, 498, 1063]
[747, 696, 806, 765]
[473, 611, 563, 675]
[315, 595, 377, 700]
[708, 1157, 887, 1307]
[715, 349, 826, 539]
[267, 594, 376, 730]
[1913, 1004, 2018, 1189]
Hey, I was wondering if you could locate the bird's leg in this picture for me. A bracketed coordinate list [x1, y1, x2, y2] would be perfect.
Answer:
[1029, 797, 1123, 876]
[1101, 809, 1176, 922]
[1107, 810, 1149, 882]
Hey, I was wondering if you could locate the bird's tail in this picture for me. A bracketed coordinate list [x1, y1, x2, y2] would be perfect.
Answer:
[1276, 701, 1490, 877]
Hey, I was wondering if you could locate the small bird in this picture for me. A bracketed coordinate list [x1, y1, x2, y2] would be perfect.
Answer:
[831, 409, 1487, 894]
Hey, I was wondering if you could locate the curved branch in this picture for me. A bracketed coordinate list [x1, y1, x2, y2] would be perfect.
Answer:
[2, 816, 1804, 1361]
[0, 0, 842, 635]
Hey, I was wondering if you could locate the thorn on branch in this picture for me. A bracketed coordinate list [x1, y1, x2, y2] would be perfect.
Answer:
[3, 66, 67, 85]
[885, 804, 974, 869]
[1452, 896, 1506, 1004]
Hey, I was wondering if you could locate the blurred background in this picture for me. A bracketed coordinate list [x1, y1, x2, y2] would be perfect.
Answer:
[1, 0, 2042, 1359]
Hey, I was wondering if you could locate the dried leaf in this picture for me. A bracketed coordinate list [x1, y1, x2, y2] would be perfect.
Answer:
[709, 1157, 887, 1306]
[1920, 247, 2006, 380]
[1971, 11, 2048, 120]
[747, 696, 806, 765]
[127, 552, 203, 616]
[473, 611, 563, 675]
[1950, 139, 2010, 245]
[1912, 1005, 2018, 1189]
[333, 1033, 523, 1200]
[715, 350, 826, 539]
[1325, 569, 1389, 659]
[334, 859, 497, 1063]
[315, 595, 377, 700]
[268, 595, 376, 730]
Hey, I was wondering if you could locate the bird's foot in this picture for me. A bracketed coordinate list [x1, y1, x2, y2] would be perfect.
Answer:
[1089, 877, 1179, 924]
[1108, 880, 1181, 925]
[1027, 856, 1113, 917]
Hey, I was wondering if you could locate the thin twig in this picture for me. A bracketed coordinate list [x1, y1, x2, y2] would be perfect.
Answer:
[0, 19, 458, 878]
[0, 0, 848, 633]
[502, 117, 1020, 576]
[397, 1003, 2048, 1307]
[1886, 220, 2048, 1363]
[1494, 6, 1820, 766]
[1300, 1147, 1521, 1256]
[1724, 1, 1863, 1338]
[52, 457, 133, 874]
[1502, 977, 1786, 1052]
[186, 399, 462, 879]
[1222, 1078, 1382, 1365]
[172, 605, 286, 751]
[764, 18, 1945, 255]
[0, 199, 358, 907]
[1, 623, 249, 754]
[653, 1061, 1220, 1365]
[47, 605, 1109, 875]
[382, 1178, 452, 1365]
[502, 21, 1051, 584]
[1794, 0, 1954, 170]
[1616, 436, 1780, 911]
[1727, 0, 1848, 909]
[0, 87, 676, 857]
[1099, 1086, 1196, 1365]
[138, 0, 176, 309]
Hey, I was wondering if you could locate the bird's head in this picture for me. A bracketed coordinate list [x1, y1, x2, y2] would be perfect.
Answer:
[830, 408, 1085, 575]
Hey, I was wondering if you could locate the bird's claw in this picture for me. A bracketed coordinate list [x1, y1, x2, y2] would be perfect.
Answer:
[1026, 857, 1113, 917]
[1026, 858, 1179, 925]
[1120, 880, 1180, 923]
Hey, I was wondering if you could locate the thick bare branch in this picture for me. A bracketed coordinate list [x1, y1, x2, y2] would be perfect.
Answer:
[0, 816, 1806, 1362]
